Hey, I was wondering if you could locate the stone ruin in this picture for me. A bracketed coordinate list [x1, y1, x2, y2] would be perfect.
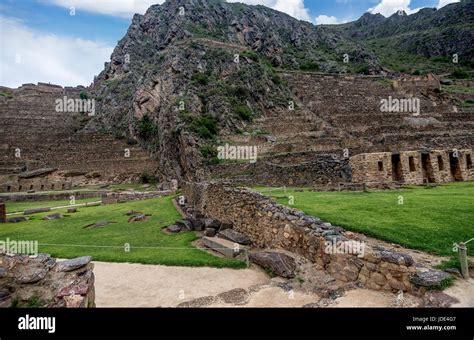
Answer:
[351, 148, 473, 185]
[183, 181, 452, 296]
[0, 253, 95, 308]
[0, 83, 157, 193]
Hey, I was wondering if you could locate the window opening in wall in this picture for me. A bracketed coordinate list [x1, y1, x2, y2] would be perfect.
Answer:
[378, 161, 384, 171]
[467, 154, 472, 169]
[409, 157, 416, 172]
[437, 155, 444, 171]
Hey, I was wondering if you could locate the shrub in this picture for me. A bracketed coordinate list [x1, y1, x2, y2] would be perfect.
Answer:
[191, 73, 209, 86]
[235, 105, 253, 121]
[137, 114, 158, 140]
[79, 91, 89, 100]
[189, 116, 218, 139]
[300, 61, 320, 71]
[140, 172, 157, 184]
[450, 70, 468, 79]
[200, 144, 219, 164]
[241, 50, 259, 62]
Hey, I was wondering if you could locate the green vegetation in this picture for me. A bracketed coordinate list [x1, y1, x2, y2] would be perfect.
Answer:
[200, 144, 219, 164]
[0, 92, 13, 98]
[299, 61, 320, 71]
[255, 182, 474, 256]
[450, 69, 469, 79]
[79, 91, 89, 100]
[234, 104, 253, 121]
[140, 172, 158, 184]
[462, 99, 474, 107]
[1, 196, 245, 268]
[188, 115, 219, 139]
[6, 198, 99, 214]
[191, 73, 210, 86]
[441, 85, 474, 94]
[137, 114, 158, 140]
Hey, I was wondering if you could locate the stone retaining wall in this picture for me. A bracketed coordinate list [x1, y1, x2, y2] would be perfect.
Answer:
[183, 182, 442, 295]
[101, 190, 173, 204]
[0, 254, 95, 308]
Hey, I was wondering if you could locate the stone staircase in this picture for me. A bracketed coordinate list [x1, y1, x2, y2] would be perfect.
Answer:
[0, 83, 157, 193]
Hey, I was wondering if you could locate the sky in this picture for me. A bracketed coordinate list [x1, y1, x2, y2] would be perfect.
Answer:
[0, 0, 461, 88]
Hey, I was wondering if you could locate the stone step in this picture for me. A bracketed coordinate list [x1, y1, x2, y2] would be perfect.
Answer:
[202, 237, 243, 258]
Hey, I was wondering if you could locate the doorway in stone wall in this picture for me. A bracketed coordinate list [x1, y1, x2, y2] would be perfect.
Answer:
[421, 153, 435, 183]
[391, 154, 403, 181]
[449, 152, 463, 181]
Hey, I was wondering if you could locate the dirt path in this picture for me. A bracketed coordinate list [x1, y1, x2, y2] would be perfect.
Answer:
[93, 261, 269, 307]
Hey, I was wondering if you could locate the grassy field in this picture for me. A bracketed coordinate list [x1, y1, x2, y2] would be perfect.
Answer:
[256, 182, 474, 256]
[0, 196, 245, 268]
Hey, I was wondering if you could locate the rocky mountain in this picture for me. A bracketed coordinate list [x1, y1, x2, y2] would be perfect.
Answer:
[333, 1, 474, 72]
[88, 0, 473, 184]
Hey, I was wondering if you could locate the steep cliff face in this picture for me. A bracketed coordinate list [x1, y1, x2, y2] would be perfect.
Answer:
[88, 0, 473, 184]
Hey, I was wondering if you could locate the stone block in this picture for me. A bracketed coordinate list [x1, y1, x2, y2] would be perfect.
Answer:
[202, 237, 241, 258]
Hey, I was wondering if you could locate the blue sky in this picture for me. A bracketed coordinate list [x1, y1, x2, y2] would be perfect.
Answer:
[0, 0, 460, 87]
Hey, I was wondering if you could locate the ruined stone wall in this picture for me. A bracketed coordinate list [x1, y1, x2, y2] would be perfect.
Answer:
[350, 148, 473, 185]
[350, 153, 392, 183]
[183, 182, 431, 294]
[0, 254, 95, 308]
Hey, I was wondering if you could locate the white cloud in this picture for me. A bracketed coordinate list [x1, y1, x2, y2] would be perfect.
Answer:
[227, 0, 311, 21]
[47, 0, 312, 21]
[315, 15, 342, 25]
[45, 0, 164, 18]
[437, 0, 460, 9]
[369, 0, 423, 17]
[0, 16, 113, 88]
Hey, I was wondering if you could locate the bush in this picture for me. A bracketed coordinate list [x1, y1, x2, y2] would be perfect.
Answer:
[189, 116, 218, 139]
[300, 61, 320, 71]
[356, 64, 370, 75]
[235, 105, 253, 121]
[79, 91, 89, 100]
[241, 50, 259, 62]
[200, 144, 219, 164]
[140, 172, 157, 184]
[137, 114, 158, 140]
[191, 73, 209, 86]
[450, 70, 468, 79]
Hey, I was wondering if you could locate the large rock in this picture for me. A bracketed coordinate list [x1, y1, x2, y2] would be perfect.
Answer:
[24, 207, 50, 215]
[167, 225, 182, 233]
[410, 270, 451, 288]
[218, 229, 251, 245]
[57, 256, 92, 272]
[380, 250, 414, 266]
[249, 251, 296, 278]
[176, 219, 193, 231]
[42, 213, 63, 221]
[187, 217, 205, 231]
[7, 217, 27, 223]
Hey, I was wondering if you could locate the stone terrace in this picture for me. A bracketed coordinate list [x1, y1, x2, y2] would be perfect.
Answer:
[0, 84, 157, 193]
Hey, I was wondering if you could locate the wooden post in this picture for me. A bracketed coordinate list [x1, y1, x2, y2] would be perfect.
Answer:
[0, 203, 6, 223]
[458, 242, 469, 279]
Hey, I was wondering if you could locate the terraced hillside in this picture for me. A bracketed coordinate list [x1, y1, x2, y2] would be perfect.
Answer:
[0, 83, 157, 193]
[209, 72, 474, 186]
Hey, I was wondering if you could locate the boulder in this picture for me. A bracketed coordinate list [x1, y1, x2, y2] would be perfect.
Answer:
[7, 217, 27, 223]
[84, 221, 115, 229]
[56, 256, 92, 272]
[204, 228, 216, 237]
[204, 218, 221, 230]
[167, 225, 182, 233]
[218, 229, 251, 245]
[188, 217, 205, 231]
[42, 213, 63, 221]
[16, 268, 47, 284]
[421, 291, 459, 308]
[67, 208, 77, 213]
[249, 251, 296, 278]
[410, 270, 451, 288]
[176, 219, 193, 231]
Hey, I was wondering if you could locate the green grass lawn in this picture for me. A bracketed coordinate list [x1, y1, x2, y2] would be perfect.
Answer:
[0, 196, 245, 268]
[255, 182, 474, 256]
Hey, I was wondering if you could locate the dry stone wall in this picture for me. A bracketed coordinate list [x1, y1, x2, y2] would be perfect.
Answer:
[183, 182, 441, 295]
[0, 253, 95, 308]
